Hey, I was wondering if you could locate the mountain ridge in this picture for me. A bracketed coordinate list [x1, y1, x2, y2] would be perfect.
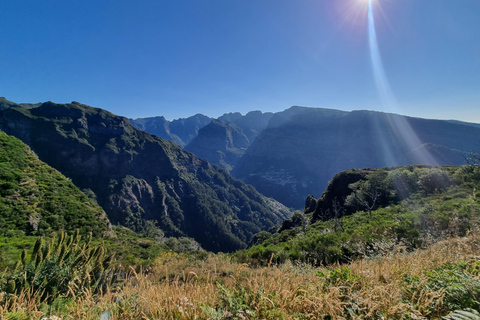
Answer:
[0, 100, 291, 252]
[232, 107, 480, 207]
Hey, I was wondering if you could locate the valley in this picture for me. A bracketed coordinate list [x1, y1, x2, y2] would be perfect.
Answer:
[1, 98, 480, 319]
[132, 105, 480, 208]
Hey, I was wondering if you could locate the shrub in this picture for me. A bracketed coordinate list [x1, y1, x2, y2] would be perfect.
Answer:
[403, 261, 480, 315]
[0, 230, 115, 303]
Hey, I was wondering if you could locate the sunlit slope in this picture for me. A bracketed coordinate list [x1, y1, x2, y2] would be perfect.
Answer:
[239, 164, 480, 266]
[0, 130, 111, 237]
[233, 107, 480, 208]
[0, 101, 290, 252]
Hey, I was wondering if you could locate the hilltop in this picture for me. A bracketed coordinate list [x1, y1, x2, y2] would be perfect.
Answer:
[238, 163, 480, 265]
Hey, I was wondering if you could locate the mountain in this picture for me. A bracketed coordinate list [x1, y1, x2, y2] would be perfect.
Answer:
[0, 97, 41, 111]
[0, 101, 290, 252]
[185, 120, 250, 172]
[0, 97, 18, 110]
[131, 110, 273, 171]
[447, 120, 480, 129]
[0, 130, 111, 237]
[184, 111, 274, 171]
[130, 114, 212, 147]
[217, 111, 274, 143]
[232, 106, 480, 208]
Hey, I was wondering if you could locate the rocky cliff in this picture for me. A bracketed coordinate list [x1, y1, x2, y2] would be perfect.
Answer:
[0, 101, 290, 252]
[130, 114, 212, 147]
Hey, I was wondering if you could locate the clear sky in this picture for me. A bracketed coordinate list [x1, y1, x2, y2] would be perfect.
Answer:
[1, 0, 479, 122]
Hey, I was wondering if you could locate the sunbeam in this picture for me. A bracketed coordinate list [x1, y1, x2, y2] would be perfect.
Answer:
[367, 0, 396, 109]
[365, 0, 439, 166]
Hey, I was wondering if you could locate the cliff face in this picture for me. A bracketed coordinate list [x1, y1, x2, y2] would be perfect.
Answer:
[185, 111, 274, 171]
[0, 101, 290, 252]
[233, 107, 479, 208]
[185, 120, 250, 172]
[132, 110, 274, 171]
[130, 114, 212, 147]
[218, 111, 274, 143]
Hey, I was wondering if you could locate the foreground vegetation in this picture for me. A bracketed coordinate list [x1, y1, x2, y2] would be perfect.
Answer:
[1, 233, 479, 319]
[237, 164, 480, 266]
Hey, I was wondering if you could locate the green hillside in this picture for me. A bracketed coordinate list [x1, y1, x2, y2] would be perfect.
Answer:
[238, 164, 480, 265]
[0, 130, 111, 237]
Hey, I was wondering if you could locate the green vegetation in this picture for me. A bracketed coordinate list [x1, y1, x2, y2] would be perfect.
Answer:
[0, 130, 201, 271]
[1, 152, 480, 318]
[0, 130, 110, 238]
[1, 234, 480, 319]
[1, 100, 480, 318]
[1, 230, 114, 303]
[237, 165, 480, 266]
[403, 260, 480, 313]
[443, 309, 480, 320]
[101, 225, 203, 268]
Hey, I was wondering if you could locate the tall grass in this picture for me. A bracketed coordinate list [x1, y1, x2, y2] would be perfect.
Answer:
[1, 233, 480, 319]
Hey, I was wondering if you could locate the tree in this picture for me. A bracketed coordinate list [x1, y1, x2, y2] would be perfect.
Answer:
[345, 171, 393, 219]
[418, 168, 452, 195]
[278, 211, 308, 233]
[331, 197, 344, 231]
[143, 220, 165, 243]
[465, 151, 480, 167]
[291, 211, 308, 233]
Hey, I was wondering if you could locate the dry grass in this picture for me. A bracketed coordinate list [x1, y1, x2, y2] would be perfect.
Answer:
[1, 233, 480, 320]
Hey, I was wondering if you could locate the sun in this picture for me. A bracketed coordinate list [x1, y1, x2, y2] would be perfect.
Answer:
[357, 0, 377, 10]
[335, 0, 369, 28]
[333, 0, 383, 34]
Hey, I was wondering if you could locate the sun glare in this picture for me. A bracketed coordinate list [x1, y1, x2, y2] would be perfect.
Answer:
[358, 0, 371, 5]
[335, 0, 374, 30]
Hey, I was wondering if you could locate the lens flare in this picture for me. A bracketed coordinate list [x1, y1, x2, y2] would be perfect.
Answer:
[365, 0, 439, 166]
[367, 0, 395, 108]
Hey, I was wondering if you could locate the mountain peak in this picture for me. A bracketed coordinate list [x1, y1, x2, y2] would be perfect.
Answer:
[0, 100, 290, 252]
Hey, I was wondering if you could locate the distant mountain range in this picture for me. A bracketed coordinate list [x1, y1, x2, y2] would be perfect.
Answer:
[130, 114, 212, 148]
[233, 107, 480, 207]
[131, 105, 480, 208]
[3, 95, 479, 224]
[0, 99, 290, 252]
[130, 110, 274, 172]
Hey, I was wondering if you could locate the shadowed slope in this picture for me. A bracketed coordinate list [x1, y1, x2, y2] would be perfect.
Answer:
[0, 101, 290, 252]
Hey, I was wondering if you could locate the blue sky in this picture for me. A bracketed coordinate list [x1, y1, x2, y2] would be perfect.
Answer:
[1, 0, 479, 122]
